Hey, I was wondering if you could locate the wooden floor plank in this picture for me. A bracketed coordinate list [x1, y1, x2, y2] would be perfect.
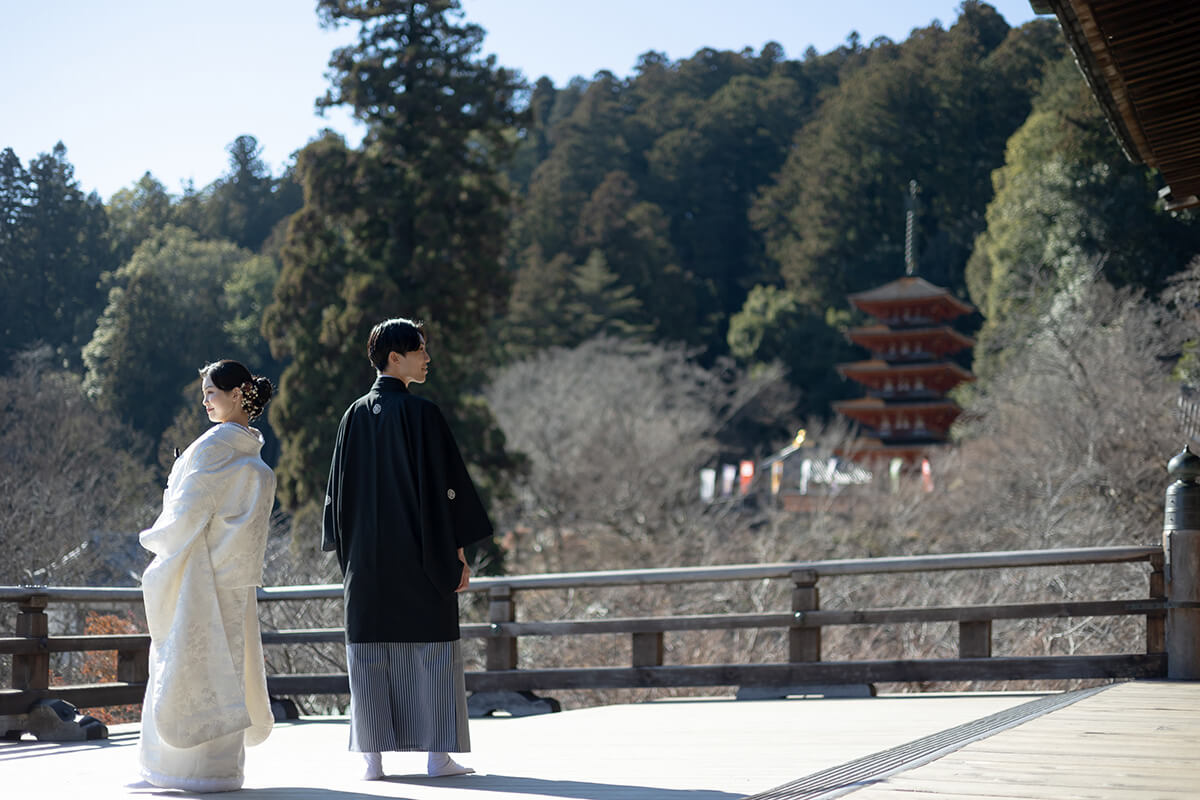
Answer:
[847, 681, 1200, 800]
[0, 681, 1195, 799]
[887, 765, 1190, 789]
[0, 692, 1035, 800]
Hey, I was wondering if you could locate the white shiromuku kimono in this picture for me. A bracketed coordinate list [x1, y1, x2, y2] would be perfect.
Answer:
[137, 422, 276, 792]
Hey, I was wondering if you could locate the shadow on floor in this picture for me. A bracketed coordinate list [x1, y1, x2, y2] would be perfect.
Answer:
[384, 772, 743, 800]
[0, 729, 140, 761]
[125, 784, 392, 799]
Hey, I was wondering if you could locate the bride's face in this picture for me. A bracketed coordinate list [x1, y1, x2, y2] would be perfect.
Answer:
[202, 375, 241, 424]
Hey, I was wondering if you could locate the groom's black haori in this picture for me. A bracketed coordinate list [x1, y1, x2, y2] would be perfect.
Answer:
[322, 375, 494, 643]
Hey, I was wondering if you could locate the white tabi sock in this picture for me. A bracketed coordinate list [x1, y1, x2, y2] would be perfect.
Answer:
[427, 751, 475, 777]
[361, 752, 384, 780]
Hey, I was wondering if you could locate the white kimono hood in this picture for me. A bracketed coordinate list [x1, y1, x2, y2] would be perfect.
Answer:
[139, 422, 275, 750]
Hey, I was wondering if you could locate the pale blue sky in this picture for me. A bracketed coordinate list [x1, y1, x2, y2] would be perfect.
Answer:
[0, 1, 1042, 201]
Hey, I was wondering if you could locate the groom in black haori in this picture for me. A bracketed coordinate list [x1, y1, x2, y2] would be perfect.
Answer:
[322, 317, 494, 780]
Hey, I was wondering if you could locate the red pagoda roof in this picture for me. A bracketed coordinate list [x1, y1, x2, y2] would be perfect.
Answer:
[832, 397, 962, 437]
[848, 277, 974, 325]
[836, 359, 974, 380]
[834, 438, 939, 464]
[836, 359, 975, 396]
[846, 325, 975, 358]
[832, 397, 962, 414]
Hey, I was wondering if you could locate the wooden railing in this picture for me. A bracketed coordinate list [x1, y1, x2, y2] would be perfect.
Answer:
[0, 544, 1169, 716]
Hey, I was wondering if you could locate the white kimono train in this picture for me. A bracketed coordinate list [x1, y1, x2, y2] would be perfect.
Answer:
[138, 422, 276, 792]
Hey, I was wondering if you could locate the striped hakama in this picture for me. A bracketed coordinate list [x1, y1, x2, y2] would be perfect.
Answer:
[346, 640, 470, 753]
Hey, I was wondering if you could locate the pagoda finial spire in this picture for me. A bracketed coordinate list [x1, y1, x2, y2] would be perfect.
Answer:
[904, 179, 920, 276]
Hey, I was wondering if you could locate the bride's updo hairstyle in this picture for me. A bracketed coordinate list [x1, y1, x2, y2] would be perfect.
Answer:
[200, 360, 274, 421]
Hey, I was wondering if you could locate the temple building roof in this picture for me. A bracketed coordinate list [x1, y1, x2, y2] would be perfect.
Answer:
[833, 398, 962, 438]
[836, 359, 975, 380]
[1033, 1, 1200, 210]
[846, 325, 976, 358]
[848, 275, 971, 304]
[836, 359, 975, 397]
[833, 397, 962, 414]
[847, 276, 975, 323]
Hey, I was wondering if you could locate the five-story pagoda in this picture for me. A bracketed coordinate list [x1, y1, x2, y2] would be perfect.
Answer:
[833, 182, 975, 465]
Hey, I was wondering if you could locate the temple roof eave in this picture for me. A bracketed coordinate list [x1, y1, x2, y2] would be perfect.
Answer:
[847, 276, 975, 312]
[846, 325, 976, 347]
[851, 299, 973, 323]
[832, 397, 963, 412]
[835, 359, 975, 380]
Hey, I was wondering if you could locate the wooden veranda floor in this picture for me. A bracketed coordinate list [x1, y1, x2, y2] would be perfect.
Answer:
[1, 681, 1196, 799]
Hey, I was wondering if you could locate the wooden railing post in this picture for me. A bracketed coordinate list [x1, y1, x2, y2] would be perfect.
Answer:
[631, 632, 664, 667]
[1163, 445, 1200, 678]
[959, 620, 992, 658]
[789, 569, 820, 662]
[486, 585, 518, 671]
[116, 647, 149, 684]
[13, 594, 50, 690]
[1148, 550, 1166, 654]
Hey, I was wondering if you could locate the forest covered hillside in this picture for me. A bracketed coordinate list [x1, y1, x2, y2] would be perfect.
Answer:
[2, 1, 1198, 593]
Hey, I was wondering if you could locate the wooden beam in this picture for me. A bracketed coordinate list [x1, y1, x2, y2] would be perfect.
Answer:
[0, 546, 1162, 602]
[463, 654, 1166, 692]
[9, 596, 1149, 659]
[0, 683, 145, 715]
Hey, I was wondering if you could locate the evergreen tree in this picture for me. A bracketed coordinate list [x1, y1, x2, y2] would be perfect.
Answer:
[572, 170, 690, 338]
[564, 250, 648, 342]
[753, 8, 1061, 311]
[107, 173, 174, 265]
[264, 0, 524, 509]
[504, 246, 577, 355]
[639, 53, 817, 350]
[508, 40, 841, 355]
[109, 136, 302, 264]
[82, 226, 270, 443]
[509, 71, 633, 264]
[503, 247, 650, 355]
[727, 284, 856, 417]
[507, 76, 558, 190]
[174, 135, 301, 253]
[966, 55, 1200, 381]
[0, 143, 113, 370]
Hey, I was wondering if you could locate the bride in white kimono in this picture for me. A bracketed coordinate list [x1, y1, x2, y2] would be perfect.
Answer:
[138, 359, 277, 792]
